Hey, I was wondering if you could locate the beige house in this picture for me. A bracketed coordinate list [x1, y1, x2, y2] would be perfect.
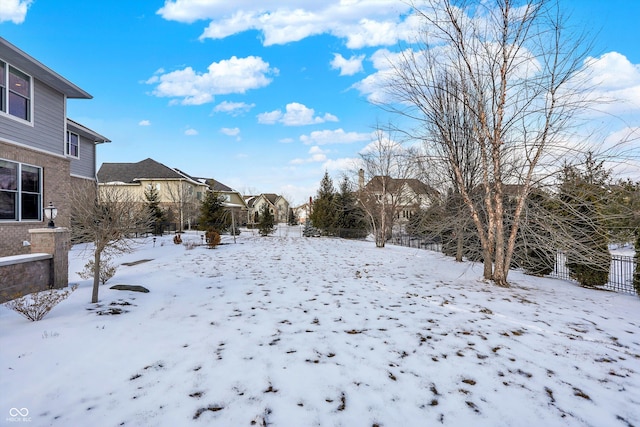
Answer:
[362, 175, 439, 224]
[244, 193, 290, 225]
[97, 158, 209, 230]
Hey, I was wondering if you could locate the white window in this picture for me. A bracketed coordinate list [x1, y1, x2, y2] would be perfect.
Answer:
[0, 61, 32, 122]
[0, 159, 42, 221]
[66, 131, 79, 158]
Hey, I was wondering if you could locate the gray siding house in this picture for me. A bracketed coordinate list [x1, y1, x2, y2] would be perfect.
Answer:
[0, 37, 109, 257]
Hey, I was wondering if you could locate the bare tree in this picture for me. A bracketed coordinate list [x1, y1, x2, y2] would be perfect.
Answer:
[357, 127, 420, 247]
[166, 181, 199, 231]
[383, 0, 594, 286]
[71, 182, 153, 303]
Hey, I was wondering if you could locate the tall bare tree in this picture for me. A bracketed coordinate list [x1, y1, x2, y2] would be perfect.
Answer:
[383, 0, 593, 286]
[166, 181, 199, 231]
[71, 182, 152, 303]
[358, 128, 420, 247]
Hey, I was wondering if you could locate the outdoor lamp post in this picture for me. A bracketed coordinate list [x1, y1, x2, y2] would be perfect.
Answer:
[44, 202, 58, 228]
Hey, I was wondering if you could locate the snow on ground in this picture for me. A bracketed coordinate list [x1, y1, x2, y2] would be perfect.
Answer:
[1, 227, 639, 427]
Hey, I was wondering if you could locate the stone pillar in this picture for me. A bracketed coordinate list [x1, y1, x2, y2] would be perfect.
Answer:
[28, 228, 69, 289]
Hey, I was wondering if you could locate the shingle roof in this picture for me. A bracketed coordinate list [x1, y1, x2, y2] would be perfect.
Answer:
[198, 178, 234, 192]
[364, 176, 438, 196]
[97, 158, 185, 184]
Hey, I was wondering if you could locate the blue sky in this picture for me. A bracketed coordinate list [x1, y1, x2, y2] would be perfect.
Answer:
[1, 0, 638, 204]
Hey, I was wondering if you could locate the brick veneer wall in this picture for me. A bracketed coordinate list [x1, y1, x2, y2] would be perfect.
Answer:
[0, 254, 53, 303]
[0, 141, 71, 257]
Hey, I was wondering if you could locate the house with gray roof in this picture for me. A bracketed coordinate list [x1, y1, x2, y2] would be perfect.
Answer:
[244, 193, 290, 225]
[98, 158, 209, 230]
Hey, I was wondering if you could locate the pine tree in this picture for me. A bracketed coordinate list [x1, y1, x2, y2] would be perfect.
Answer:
[334, 177, 368, 238]
[288, 208, 298, 226]
[144, 184, 165, 235]
[198, 191, 230, 231]
[559, 153, 611, 288]
[310, 171, 337, 235]
[258, 203, 275, 236]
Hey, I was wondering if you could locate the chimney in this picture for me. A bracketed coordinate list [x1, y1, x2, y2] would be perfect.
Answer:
[358, 168, 365, 190]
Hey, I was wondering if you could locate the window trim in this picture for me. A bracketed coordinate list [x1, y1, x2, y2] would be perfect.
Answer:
[0, 60, 34, 124]
[0, 158, 42, 222]
[66, 130, 80, 158]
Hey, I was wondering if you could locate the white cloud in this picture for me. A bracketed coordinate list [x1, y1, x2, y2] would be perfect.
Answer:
[138, 120, 151, 126]
[0, 0, 32, 24]
[185, 128, 198, 135]
[300, 128, 371, 145]
[221, 127, 240, 136]
[147, 56, 277, 105]
[322, 157, 360, 172]
[290, 146, 328, 165]
[213, 101, 255, 116]
[330, 53, 364, 76]
[351, 48, 408, 103]
[258, 103, 338, 126]
[257, 110, 283, 125]
[580, 52, 640, 116]
[157, 0, 413, 47]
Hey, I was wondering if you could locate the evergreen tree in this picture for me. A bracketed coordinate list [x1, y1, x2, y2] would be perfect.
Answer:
[144, 184, 165, 235]
[334, 177, 368, 238]
[309, 171, 337, 235]
[512, 189, 555, 277]
[258, 203, 275, 236]
[559, 153, 611, 288]
[198, 191, 230, 231]
[288, 208, 298, 226]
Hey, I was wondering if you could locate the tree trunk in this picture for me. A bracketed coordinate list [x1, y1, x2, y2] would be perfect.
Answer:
[455, 225, 463, 262]
[91, 249, 101, 303]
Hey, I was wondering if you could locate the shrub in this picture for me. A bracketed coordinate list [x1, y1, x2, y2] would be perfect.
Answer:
[78, 258, 117, 285]
[206, 228, 221, 248]
[173, 234, 183, 244]
[184, 241, 198, 250]
[4, 285, 79, 321]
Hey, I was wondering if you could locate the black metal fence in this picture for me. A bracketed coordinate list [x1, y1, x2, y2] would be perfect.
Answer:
[549, 251, 637, 295]
[390, 234, 638, 296]
[390, 234, 442, 252]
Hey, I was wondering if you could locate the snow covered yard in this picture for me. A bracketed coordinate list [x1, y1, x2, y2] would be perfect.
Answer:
[1, 229, 639, 427]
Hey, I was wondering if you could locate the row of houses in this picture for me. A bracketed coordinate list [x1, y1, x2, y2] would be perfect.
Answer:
[1, 34, 435, 260]
[97, 157, 291, 229]
[0, 37, 290, 259]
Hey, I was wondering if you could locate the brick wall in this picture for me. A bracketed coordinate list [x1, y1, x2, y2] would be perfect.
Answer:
[0, 255, 53, 303]
[0, 141, 71, 257]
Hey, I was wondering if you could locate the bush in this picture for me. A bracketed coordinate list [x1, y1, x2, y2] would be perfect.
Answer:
[520, 247, 555, 277]
[78, 258, 117, 285]
[184, 241, 198, 250]
[567, 259, 610, 288]
[4, 285, 78, 321]
[206, 228, 221, 248]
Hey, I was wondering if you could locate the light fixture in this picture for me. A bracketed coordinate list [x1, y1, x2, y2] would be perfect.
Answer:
[44, 202, 58, 228]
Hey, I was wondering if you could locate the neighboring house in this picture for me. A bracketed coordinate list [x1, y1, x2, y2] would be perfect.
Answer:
[362, 175, 439, 224]
[0, 38, 109, 257]
[244, 193, 290, 225]
[97, 158, 209, 230]
[196, 177, 248, 224]
[293, 202, 311, 225]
